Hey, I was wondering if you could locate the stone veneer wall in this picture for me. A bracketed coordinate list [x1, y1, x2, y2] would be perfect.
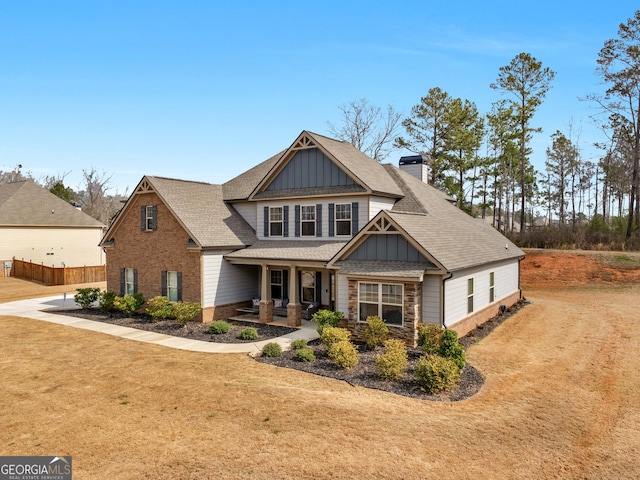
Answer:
[448, 290, 522, 337]
[347, 279, 423, 347]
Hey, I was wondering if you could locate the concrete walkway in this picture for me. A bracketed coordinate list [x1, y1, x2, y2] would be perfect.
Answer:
[0, 294, 319, 355]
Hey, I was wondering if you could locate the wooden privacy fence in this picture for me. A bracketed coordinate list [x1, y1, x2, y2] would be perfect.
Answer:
[10, 258, 106, 286]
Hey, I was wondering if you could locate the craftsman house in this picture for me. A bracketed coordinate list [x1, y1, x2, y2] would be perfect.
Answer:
[100, 131, 524, 344]
[0, 180, 105, 273]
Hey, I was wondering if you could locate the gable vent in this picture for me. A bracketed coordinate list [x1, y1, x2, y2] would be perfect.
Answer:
[292, 135, 316, 150]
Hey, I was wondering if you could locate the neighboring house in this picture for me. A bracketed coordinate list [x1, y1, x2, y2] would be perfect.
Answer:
[0, 180, 106, 271]
[100, 131, 524, 344]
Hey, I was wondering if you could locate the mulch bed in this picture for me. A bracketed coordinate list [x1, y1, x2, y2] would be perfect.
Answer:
[47, 299, 529, 402]
[47, 308, 297, 343]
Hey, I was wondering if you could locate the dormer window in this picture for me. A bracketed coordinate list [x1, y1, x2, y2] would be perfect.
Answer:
[269, 207, 283, 237]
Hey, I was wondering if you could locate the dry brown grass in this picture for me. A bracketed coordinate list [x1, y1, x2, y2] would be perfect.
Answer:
[1, 260, 640, 479]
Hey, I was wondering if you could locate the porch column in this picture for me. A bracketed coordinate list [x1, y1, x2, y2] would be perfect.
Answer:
[287, 265, 301, 327]
[259, 264, 273, 323]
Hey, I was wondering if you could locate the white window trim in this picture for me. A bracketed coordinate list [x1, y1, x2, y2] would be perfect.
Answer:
[467, 278, 474, 314]
[489, 272, 495, 303]
[357, 281, 404, 326]
[145, 205, 154, 231]
[125, 268, 135, 295]
[301, 205, 316, 237]
[167, 271, 179, 302]
[335, 203, 352, 237]
[269, 206, 283, 237]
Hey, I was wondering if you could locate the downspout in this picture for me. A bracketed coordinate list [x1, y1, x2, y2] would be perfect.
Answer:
[518, 255, 525, 299]
[441, 271, 453, 328]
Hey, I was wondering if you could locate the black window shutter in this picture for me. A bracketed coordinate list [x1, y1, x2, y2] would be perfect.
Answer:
[283, 205, 289, 237]
[352, 202, 359, 234]
[161, 271, 167, 296]
[119, 268, 125, 296]
[294, 205, 300, 237]
[315, 271, 322, 303]
[140, 206, 146, 231]
[133, 269, 138, 294]
[316, 204, 322, 237]
[328, 203, 335, 237]
[263, 206, 269, 237]
[177, 272, 182, 301]
[151, 205, 158, 231]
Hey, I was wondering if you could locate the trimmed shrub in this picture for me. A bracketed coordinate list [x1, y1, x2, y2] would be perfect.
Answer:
[320, 326, 351, 348]
[261, 342, 282, 357]
[98, 290, 116, 313]
[363, 315, 389, 349]
[374, 339, 408, 380]
[74, 287, 100, 309]
[311, 309, 344, 334]
[239, 327, 259, 340]
[172, 301, 202, 325]
[328, 340, 359, 369]
[290, 339, 308, 350]
[417, 323, 444, 354]
[438, 329, 466, 370]
[113, 293, 145, 314]
[294, 347, 316, 362]
[209, 320, 230, 334]
[414, 354, 461, 393]
[145, 296, 173, 321]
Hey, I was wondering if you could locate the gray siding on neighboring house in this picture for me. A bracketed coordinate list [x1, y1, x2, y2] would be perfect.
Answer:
[266, 148, 355, 191]
[350, 234, 427, 262]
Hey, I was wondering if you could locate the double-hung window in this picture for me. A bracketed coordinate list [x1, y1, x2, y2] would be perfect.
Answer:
[467, 278, 474, 314]
[335, 203, 352, 236]
[125, 268, 136, 295]
[358, 282, 403, 326]
[269, 207, 283, 237]
[167, 271, 179, 302]
[301, 206, 316, 236]
[270, 270, 283, 299]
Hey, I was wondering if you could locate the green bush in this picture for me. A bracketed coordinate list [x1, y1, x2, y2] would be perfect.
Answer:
[145, 296, 173, 321]
[239, 327, 259, 340]
[328, 340, 359, 369]
[438, 329, 466, 370]
[74, 287, 101, 309]
[320, 326, 351, 348]
[261, 342, 282, 357]
[417, 323, 444, 354]
[113, 293, 145, 314]
[363, 315, 389, 349]
[209, 320, 230, 334]
[374, 339, 408, 380]
[293, 347, 316, 362]
[290, 339, 308, 350]
[311, 309, 344, 334]
[414, 354, 461, 393]
[172, 301, 202, 325]
[98, 290, 116, 313]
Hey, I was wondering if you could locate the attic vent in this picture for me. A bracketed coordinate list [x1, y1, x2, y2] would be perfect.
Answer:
[291, 135, 316, 150]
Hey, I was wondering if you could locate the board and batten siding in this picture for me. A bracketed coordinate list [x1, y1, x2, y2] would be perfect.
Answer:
[443, 259, 520, 328]
[202, 252, 257, 308]
[256, 197, 367, 240]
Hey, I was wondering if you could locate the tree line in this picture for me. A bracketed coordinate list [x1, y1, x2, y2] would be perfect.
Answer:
[329, 10, 640, 250]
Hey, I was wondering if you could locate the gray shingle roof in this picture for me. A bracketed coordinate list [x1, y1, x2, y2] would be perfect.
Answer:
[0, 180, 104, 228]
[146, 176, 257, 248]
[222, 150, 284, 201]
[225, 240, 346, 262]
[334, 259, 438, 279]
[382, 166, 524, 271]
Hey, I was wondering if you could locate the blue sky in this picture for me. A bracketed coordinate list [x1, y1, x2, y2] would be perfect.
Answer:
[0, 1, 636, 194]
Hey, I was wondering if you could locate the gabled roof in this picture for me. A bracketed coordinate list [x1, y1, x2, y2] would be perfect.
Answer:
[224, 131, 403, 201]
[101, 176, 256, 249]
[0, 180, 104, 228]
